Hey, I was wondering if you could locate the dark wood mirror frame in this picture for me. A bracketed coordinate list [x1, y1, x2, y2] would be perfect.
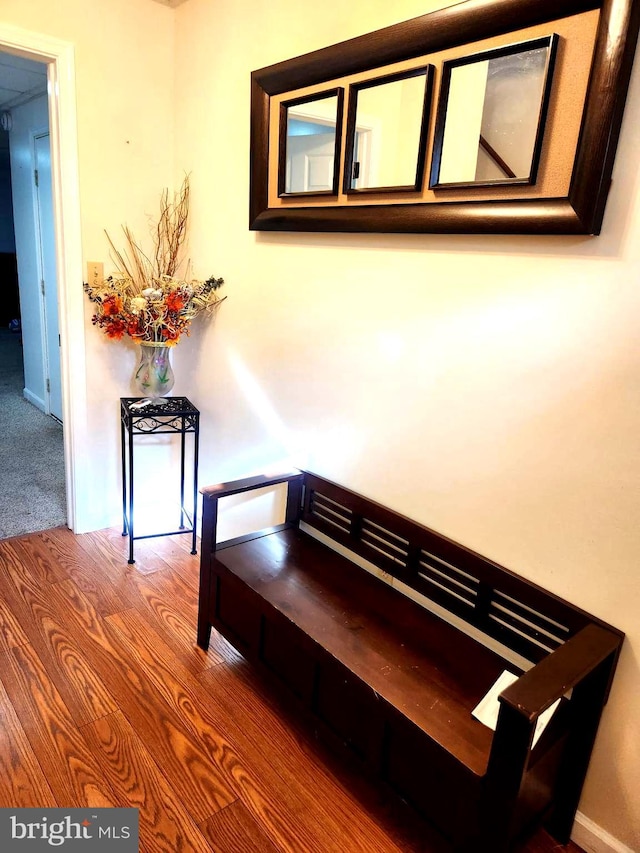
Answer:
[342, 65, 434, 195]
[429, 35, 559, 190]
[278, 87, 345, 198]
[250, 0, 640, 235]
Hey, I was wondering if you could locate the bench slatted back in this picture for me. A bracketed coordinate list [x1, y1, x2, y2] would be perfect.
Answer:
[301, 473, 593, 663]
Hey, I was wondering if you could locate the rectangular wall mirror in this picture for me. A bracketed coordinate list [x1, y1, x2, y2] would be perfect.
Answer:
[278, 88, 344, 197]
[251, 0, 640, 235]
[343, 66, 434, 194]
[430, 35, 559, 189]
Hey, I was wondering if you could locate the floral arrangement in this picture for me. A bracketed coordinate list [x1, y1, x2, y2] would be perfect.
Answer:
[84, 176, 225, 345]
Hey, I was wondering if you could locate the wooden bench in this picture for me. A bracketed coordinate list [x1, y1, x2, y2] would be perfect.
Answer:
[197, 470, 623, 851]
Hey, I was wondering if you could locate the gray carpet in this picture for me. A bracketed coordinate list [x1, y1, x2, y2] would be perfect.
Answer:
[0, 328, 66, 539]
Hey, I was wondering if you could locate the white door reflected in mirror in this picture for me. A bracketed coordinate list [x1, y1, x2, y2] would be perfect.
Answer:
[279, 90, 343, 197]
[344, 66, 433, 194]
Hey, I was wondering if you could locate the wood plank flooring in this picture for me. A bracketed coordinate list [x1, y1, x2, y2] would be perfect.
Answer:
[0, 526, 584, 853]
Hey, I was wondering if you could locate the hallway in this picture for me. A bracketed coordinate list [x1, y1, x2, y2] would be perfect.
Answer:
[0, 327, 65, 538]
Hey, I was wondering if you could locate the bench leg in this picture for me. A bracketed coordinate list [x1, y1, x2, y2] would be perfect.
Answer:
[197, 498, 218, 652]
[197, 617, 211, 651]
[197, 557, 213, 651]
[480, 702, 535, 851]
[544, 654, 616, 843]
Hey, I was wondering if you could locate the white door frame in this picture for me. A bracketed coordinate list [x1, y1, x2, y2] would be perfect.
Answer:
[0, 23, 87, 533]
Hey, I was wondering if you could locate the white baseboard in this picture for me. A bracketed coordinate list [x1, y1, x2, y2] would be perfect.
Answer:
[572, 812, 637, 853]
[23, 387, 46, 412]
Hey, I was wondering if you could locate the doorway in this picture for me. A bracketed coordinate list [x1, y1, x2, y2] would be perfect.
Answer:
[0, 51, 64, 536]
[0, 24, 88, 533]
[0, 54, 62, 418]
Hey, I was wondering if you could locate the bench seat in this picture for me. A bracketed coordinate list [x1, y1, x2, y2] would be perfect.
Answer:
[215, 526, 507, 776]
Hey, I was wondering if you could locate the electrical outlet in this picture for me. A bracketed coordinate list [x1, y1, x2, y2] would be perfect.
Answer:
[87, 261, 104, 286]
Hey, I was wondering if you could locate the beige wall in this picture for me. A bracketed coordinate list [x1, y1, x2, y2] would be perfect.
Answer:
[0, 0, 175, 530]
[174, 0, 640, 848]
[0, 0, 638, 846]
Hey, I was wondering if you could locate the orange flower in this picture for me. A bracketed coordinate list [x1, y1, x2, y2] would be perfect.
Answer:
[102, 294, 124, 316]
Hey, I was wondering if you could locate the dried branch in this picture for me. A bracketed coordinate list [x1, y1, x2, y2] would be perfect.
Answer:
[154, 175, 190, 279]
[107, 174, 192, 288]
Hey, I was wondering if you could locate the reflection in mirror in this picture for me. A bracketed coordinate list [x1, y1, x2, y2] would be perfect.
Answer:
[430, 35, 559, 189]
[278, 88, 344, 197]
[343, 66, 434, 194]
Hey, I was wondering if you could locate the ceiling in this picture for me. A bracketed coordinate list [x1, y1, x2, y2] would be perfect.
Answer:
[0, 52, 47, 112]
[0, 52, 47, 156]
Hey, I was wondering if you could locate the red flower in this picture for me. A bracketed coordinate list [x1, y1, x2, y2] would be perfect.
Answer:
[105, 318, 126, 339]
[166, 291, 185, 313]
[127, 317, 143, 337]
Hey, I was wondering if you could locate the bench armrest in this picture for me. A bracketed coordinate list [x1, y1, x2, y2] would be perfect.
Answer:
[198, 469, 305, 650]
[200, 470, 304, 553]
[201, 469, 303, 501]
[484, 622, 623, 840]
[499, 623, 622, 721]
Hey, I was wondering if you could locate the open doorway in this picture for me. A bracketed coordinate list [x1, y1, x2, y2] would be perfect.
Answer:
[0, 50, 65, 537]
[0, 23, 102, 536]
[0, 17, 91, 535]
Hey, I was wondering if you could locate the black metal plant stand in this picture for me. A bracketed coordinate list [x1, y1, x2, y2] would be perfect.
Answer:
[120, 397, 200, 565]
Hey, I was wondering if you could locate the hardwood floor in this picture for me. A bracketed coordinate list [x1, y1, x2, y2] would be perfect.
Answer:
[0, 526, 584, 853]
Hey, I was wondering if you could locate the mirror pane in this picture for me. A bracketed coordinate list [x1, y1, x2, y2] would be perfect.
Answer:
[430, 35, 558, 188]
[344, 67, 432, 193]
[279, 90, 342, 196]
